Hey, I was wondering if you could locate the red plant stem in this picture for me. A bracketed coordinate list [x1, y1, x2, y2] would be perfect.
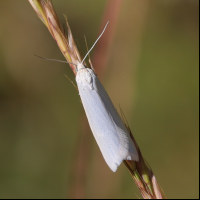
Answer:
[68, 0, 123, 198]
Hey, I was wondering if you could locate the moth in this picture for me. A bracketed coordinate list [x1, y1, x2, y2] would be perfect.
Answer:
[76, 62, 139, 172]
[36, 21, 139, 172]
[75, 22, 139, 172]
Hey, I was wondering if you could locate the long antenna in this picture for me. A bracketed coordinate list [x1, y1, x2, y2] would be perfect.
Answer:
[34, 54, 77, 66]
[81, 21, 109, 64]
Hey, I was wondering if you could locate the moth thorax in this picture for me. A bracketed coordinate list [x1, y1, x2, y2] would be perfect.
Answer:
[77, 62, 85, 71]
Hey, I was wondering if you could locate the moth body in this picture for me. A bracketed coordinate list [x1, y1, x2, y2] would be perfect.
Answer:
[76, 63, 139, 172]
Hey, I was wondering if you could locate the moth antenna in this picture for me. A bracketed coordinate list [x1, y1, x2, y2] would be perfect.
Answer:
[84, 35, 95, 72]
[81, 21, 109, 64]
[34, 54, 77, 66]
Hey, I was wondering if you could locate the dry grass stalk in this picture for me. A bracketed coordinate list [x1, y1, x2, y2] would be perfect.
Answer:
[28, 0, 166, 198]
[28, 0, 87, 75]
[121, 110, 166, 199]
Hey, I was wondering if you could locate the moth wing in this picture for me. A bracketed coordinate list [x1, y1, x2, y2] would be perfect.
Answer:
[77, 72, 138, 172]
[94, 76, 139, 161]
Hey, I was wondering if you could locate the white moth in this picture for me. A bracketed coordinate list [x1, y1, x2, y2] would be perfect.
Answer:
[75, 22, 139, 172]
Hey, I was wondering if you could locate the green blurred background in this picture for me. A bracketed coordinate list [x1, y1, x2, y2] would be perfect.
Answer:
[0, 0, 199, 199]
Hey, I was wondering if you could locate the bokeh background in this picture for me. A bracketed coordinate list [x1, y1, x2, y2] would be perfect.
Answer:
[0, 0, 199, 199]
